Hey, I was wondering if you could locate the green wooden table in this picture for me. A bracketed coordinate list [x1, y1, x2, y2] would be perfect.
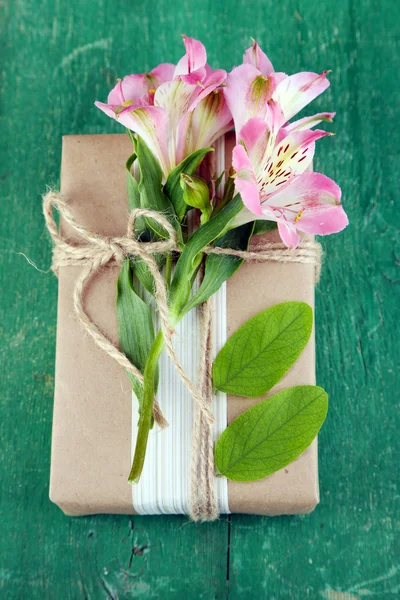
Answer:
[1, 1, 399, 597]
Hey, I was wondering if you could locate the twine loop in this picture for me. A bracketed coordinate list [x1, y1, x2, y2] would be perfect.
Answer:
[43, 191, 322, 521]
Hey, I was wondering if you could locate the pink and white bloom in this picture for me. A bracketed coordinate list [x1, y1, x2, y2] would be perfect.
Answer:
[95, 36, 232, 178]
[226, 40, 348, 248]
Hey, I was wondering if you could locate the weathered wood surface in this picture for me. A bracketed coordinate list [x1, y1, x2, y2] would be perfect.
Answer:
[1, 0, 399, 597]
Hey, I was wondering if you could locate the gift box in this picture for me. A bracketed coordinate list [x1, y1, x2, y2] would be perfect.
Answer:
[49, 132, 319, 517]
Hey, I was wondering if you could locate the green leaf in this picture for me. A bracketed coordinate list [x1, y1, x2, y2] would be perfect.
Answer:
[182, 222, 254, 315]
[168, 194, 244, 321]
[125, 151, 165, 295]
[126, 154, 140, 210]
[116, 260, 159, 411]
[130, 254, 165, 296]
[215, 385, 328, 481]
[164, 147, 213, 220]
[135, 135, 181, 241]
[253, 220, 278, 235]
[213, 302, 313, 397]
[126, 153, 147, 239]
[213, 169, 226, 196]
[212, 168, 235, 217]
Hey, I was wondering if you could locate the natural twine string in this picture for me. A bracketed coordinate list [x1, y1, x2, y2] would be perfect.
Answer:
[43, 190, 322, 522]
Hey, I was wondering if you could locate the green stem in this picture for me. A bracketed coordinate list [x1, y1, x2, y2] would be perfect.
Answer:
[169, 194, 244, 320]
[164, 252, 172, 290]
[128, 330, 165, 483]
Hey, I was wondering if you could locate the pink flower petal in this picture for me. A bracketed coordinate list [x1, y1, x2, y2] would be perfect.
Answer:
[232, 144, 262, 215]
[273, 71, 330, 122]
[285, 112, 336, 133]
[136, 68, 227, 173]
[238, 117, 270, 171]
[150, 62, 176, 84]
[225, 64, 276, 139]
[264, 172, 348, 236]
[94, 100, 118, 119]
[107, 80, 125, 105]
[103, 66, 175, 110]
[277, 220, 301, 249]
[299, 204, 349, 235]
[243, 39, 274, 76]
[260, 129, 332, 196]
[174, 35, 207, 78]
[154, 79, 198, 128]
[180, 67, 207, 85]
[188, 68, 227, 111]
[269, 71, 288, 88]
[225, 64, 261, 134]
[116, 74, 152, 104]
[116, 105, 171, 176]
[178, 89, 233, 161]
[264, 98, 286, 132]
[154, 69, 226, 132]
[175, 112, 193, 166]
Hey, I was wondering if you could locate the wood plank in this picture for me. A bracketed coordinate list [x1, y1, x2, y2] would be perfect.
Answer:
[0, 0, 398, 597]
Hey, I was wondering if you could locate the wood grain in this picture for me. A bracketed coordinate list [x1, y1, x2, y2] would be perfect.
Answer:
[1, 0, 399, 597]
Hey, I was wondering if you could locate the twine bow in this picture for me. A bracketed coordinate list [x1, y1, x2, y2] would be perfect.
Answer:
[43, 191, 322, 521]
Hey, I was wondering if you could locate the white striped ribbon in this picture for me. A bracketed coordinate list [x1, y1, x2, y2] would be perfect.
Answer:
[131, 283, 230, 515]
[130, 137, 230, 515]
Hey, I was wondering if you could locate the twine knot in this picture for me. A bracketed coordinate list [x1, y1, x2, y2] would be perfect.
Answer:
[102, 240, 126, 264]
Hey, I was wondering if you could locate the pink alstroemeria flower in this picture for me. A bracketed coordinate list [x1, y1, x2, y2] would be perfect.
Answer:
[95, 36, 232, 178]
[225, 40, 348, 248]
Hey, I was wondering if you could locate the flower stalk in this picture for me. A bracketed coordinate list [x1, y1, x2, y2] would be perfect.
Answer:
[128, 330, 165, 483]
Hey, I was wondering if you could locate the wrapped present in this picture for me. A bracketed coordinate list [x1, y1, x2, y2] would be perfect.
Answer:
[49, 133, 321, 517]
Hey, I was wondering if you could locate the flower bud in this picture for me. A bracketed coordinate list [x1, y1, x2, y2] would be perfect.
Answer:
[180, 173, 212, 223]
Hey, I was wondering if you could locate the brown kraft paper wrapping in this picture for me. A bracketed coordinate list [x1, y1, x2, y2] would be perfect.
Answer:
[49, 133, 319, 517]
